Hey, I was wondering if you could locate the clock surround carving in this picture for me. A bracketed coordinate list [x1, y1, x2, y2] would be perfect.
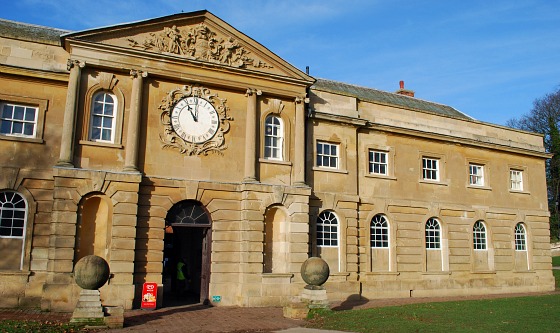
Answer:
[159, 84, 232, 156]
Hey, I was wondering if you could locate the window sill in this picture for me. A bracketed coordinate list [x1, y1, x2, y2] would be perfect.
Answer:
[261, 273, 294, 278]
[467, 185, 492, 191]
[419, 179, 448, 186]
[422, 271, 451, 276]
[509, 189, 530, 195]
[470, 270, 496, 275]
[0, 135, 44, 144]
[365, 174, 397, 181]
[313, 166, 348, 174]
[79, 140, 123, 149]
[513, 270, 536, 274]
[364, 271, 400, 276]
[259, 158, 292, 166]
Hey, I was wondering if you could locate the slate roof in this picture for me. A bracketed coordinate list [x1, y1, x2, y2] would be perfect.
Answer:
[312, 78, 473, 120]
[0, 19, 69, 45]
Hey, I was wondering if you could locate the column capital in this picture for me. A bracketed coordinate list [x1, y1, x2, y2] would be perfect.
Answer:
[295, 95, 309, 104]
[130, 69, 148, 79]
[66, 59, 85, 71]
[245, 88, 262, 97]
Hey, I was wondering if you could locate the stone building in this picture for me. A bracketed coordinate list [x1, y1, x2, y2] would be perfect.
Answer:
[0, 11, 554, 311]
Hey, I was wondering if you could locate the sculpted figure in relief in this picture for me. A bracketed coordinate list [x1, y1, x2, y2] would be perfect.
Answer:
[128, 23, 272, 69]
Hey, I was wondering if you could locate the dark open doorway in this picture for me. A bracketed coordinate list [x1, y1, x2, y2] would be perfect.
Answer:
[163, 200, 211, 307]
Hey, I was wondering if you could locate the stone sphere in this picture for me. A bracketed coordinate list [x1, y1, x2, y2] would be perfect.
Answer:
[74, 255, 110, 290]
[300, 257, 329, 287]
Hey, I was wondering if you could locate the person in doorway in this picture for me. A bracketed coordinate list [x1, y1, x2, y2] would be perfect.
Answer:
[176, 258, 189, 295]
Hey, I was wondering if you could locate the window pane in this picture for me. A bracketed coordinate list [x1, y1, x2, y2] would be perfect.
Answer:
[24, 123, 34, 135]
[0, 120, 10, 134]
[92, 116, 102, 127]
[91, 127, 101, 139]
[102, 129, 111, 141]
[102, 117, 113, 128]
[24, 108, 36, 121]
[2, 105, 13, 118]
[105, 104, 114, 116]
[93, 102, 103, 114]
[13, 106, 25, 120]
[12, 122, 23, 134]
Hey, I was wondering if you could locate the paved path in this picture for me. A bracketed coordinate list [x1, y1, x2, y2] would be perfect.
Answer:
[1, 290, 559, 332]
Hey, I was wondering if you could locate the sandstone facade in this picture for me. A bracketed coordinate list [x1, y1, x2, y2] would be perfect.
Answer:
[0, 11, 554, 311]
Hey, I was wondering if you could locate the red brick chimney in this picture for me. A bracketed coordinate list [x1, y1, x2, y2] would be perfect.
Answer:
[395, 80, 415, 97]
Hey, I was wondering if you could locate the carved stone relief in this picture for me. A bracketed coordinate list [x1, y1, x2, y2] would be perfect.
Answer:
[159, 84, 232, 156]
[128, 23, 272, 70]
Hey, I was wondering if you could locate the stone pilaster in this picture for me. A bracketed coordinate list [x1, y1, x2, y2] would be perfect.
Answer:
[57, 59, 84, 167]
[123, 69, 147, 172]
[294, 96, 307, 186]
[243, 88, 261, 183]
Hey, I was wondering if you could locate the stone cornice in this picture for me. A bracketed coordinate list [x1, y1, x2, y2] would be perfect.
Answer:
[310, 110, 550, 158]
[310, 110, 368, 127]
[366, 121, 551, 159]
[65, 40, 311, 97]
[0, 64, 68, 82]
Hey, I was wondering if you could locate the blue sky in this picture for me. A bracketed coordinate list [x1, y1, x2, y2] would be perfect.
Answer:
[2, 0, 560, 126]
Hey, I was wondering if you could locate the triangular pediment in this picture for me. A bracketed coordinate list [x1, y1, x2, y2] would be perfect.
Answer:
[62, 11, 313, 83]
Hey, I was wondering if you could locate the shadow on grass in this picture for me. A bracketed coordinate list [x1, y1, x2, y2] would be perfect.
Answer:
[332, 294, 370, 311]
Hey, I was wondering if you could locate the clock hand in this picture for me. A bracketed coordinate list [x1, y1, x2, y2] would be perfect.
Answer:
[194, 97, 199, 119]
[187, 104, 198, 122]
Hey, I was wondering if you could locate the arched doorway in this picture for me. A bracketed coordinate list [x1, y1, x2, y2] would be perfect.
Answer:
[163, 200, 211, 306]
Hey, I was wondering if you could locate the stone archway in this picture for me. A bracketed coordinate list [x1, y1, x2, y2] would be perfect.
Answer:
[163, 200, 212, 306]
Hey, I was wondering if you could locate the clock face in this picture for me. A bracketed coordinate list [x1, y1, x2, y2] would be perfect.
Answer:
[171, 97, 220, 144]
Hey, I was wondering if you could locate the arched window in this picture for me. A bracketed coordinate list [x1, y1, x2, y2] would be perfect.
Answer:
[473, 220, 487, 250]
[370, 214, 389, 248]
[514, 223, 527, 251]
[0, 191, 26, 238]
[166, 201, 210, 226]
[89, 91, 117, 143]
[317, 211, 338, 247]
[425, 218, 441, 249]
[264, 115, 283, 160]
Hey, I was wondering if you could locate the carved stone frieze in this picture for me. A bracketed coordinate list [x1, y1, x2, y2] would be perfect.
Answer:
[159, 84, 232, 156]
[128, 23, 272, 70]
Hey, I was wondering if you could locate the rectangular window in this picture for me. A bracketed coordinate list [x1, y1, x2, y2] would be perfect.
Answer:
[0, 103, 38, 138]
[369, 150, 388, 175]
[469, 164, 484, 186]
[317, 141, 339, 169]
[510, 169, 523, 191]
[422, 157, 439, 181]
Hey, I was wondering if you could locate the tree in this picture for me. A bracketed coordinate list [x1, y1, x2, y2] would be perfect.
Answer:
[506, 86, 560, 240]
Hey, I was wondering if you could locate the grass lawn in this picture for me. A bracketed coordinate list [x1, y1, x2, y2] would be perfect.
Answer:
[554, 256, 560, 291]
[307, 294, 560, 333]
[0, 320, 84, 333]
[307, 257, 560, 333]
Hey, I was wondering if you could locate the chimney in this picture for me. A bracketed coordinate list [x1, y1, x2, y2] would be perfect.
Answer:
[395, 80, 415, 97]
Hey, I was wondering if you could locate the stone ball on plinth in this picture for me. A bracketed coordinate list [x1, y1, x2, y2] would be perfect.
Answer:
[74, 255, 110, 290]
[300, 257, 329, 289]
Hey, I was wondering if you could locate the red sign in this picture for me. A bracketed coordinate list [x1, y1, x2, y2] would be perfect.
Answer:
[141, 282, 158, 310]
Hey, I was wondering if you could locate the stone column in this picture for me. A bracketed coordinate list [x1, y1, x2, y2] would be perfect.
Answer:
[294, 96, 307, 185]
[243, 88, 261, 182]
[57, 59, 84, 167]
[123, 69, 147, 172]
